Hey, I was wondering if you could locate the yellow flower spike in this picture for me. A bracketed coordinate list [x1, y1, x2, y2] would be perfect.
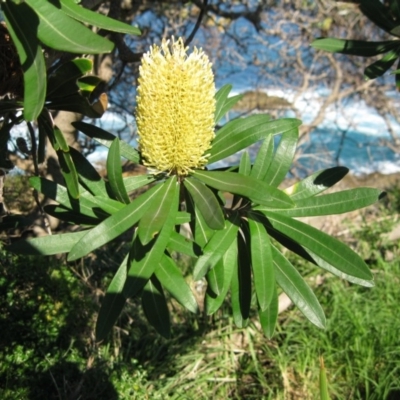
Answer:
[136, 37, 216, 176]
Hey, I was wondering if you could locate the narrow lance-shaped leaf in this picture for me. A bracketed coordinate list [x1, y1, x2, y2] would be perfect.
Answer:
[57, 146, 80, 199]
[206, 256, 225, 296]
[364, 49, 400, 80]
[284, 166, 349, 200]
[123, 181, 179, 298]
[47, 58, 93, 99]
[142, 276, 171, 339]
[29, 176, 108, 219]
[69, 147, 109, 197]
[250, 135, 274, 181]
[107, 138, 130, 204]
[360, 0, 398, 34]
[256, 188, 384, 218]
[59, 0, 141, 35]
[264, 127, 298, 187]
[96, 256, 128, 341]
[264, 211, 373, 281]
[258, 284, 279, 339]
[214, 84, 244, 124]
[193, 213, 240, 280]
[167, 231, 201, 258]
[271, 244, 326, 329]
[73, 121, 140, 163]
[7, 230, 87, 256]
[205, 239, 238, 315]
[184, 177, 225, 230]
[185, 187, 214, 247]
[3, 1, 46, 121]
[248, 218, 275, 311]
[138, 177, 177, 245]
[193, 170, 294, 209]
[25, 0, 114, 54]
[311, 38, 400, 56]
[123, 175, 155, 193]
[208, 116, 300, 164]
[239, 151, 251, 176]
[306, 249, 374, 287]
[231, 232, 252, 328]
[67, 182, 165, 261]
[155, 255, 198, 313]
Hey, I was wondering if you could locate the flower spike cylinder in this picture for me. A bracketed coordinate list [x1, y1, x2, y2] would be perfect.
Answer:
[136, 37, 216, 176]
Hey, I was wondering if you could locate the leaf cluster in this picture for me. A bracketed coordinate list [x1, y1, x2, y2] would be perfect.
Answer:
[311, 0, 400, 86]
[7, 85, 385, 340]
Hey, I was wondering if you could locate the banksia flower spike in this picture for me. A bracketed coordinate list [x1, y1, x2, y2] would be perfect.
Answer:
[136, 37, 216, 176]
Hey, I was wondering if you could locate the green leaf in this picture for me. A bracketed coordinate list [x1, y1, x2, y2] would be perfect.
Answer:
[47, 93, 106, 118]
[205, 239, 237, 315]
[185, 187, 214, 247]
[214, 84, 243, 124]
[155, 255, 198, 313]
[3, 1, 46, 120]
[107, 138, 130, 204]
[364, 49, 400, 80]
[47, 58, 93, 99]
[7, 230, 87, 255]
[67, 183, 165, 261]
[271, 244, 326, 329]
[231, 233, 252, 328]
[80, 196, 125, 215]
[69, 147, 109, 197]
[167, 231, 201, 258]
[206, 256, 224, 296]
[96, 256, 128, 341]
[184, 177, 225, 230]
[311, 38, 399, 56]
[258, 284, 278, 339]
[248, 218, 274, 311]
[44, 204, 101, 225]
[193, 213, 240, 280]
[73, 121, 140, 163]
[284, 167, 349, 200]
[123, 175, 155, 193]
[123, 184, 179, 298]
[138, 177, 178, 245]
[29, 176, 109, 219]
[238, 151, 251, 176]
[360, 0, 398, 34]
[142, 276, 171, 339]
[250, 136, 274, 181]
[60, 0, 141, 35]
[257, 188, 384, 217]
[57, 147, 80, 199]
[208, 116, 301, 164]
[306, 250, 374, 287]
[193, 170, 294, 208]
[263, 211, 373, 281]
[25, 0, 114, 54]
[264, 127, 298, 187]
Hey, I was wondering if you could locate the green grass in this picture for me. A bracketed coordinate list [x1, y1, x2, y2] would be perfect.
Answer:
[1, 193, 400, 399]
